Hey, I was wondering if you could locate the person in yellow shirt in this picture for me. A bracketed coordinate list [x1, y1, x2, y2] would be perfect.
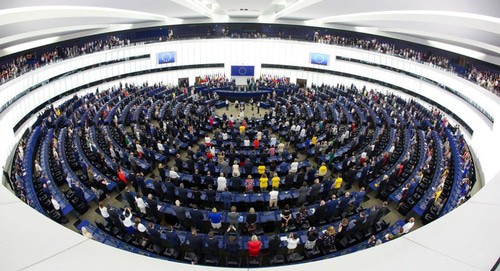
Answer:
[271, 173, 280, 189]
[259, 174, 269, 192]
[311, 135, 317, 146]
[258, 165, 266, 175]
[318, 162, 327, 181]
[333, 173, 343, 195]
[239, 125, 246, 136]
[434, 185, 443, 204]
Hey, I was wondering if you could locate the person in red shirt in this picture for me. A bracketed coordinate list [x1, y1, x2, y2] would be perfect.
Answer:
[247, 235, 261, 257]
[397, 164, 404, 176]
[206, 151, 213, 160]
[228, 119, 233, 129]
[117, 167, 127, 184]
[253, 138, 259, 150]
[209, 116, 214, 127]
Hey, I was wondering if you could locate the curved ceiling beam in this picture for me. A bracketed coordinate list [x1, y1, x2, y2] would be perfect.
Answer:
[0, 6, 182, 27]
[264, 0, 325, 20]
[306, 10, 500, 35]
[0, 25, 110, 48]
[169, 0, 218, 19]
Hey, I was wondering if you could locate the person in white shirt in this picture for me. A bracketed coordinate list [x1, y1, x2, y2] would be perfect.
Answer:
[205, 136, 211, 147]
[135, 193, 148, 214]
[287, 233, 300, 254]
[270, 136, 277, 147]
[217, 173, 227, 191]
[269, 189, 279, 208]
[222, 132, 228, 141]
[294, 125, 301, 133]
[134, 218, 147, 236]
[291, 124, 297, 133]
[389, 144, 395, 154]
[35, 160, 42, 173]
[169, 167, 180, 181]
[81, 227, 95, 240]
[51, 196, 60, 211]
[257, 131, 262, 141]
[402, 217, 415, 234]
[98, 202, 110, 224]
[290, 159, 299, 174]
[121, 207, 134, 234]
[157, 141, 165, 153]
[232, 161, 240, 177]
[299, 128, 306, 139]
[277, 142, 285, 155]
[244, 138, 250, 147]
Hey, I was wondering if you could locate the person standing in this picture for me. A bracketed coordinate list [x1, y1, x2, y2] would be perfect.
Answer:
[269, 188, 279, 208]
[259, 173, 269, 192]
[287, 233, 300, 254]
[332, 173, 343, 196]
[209, 207, 222, 230]
[247, 235, 262, 257]
[227, 206, 240, 229]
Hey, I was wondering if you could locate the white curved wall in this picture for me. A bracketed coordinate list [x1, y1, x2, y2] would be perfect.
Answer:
[1, 38, 500, 270]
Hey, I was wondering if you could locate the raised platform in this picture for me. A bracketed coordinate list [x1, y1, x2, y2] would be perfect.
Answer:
[196, 87, 285, 102]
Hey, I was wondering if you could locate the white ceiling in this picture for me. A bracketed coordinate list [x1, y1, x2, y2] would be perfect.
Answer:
[0, 0, 499, 64]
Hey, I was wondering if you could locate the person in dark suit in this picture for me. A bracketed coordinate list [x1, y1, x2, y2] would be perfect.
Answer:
[221, 188, 232, 210]
[204, 172, 214, 187]
[205, 185, 216, 208]
[73, 182, 87, 204]
[322, 178, 334, 200]
[244, 159, 253, 176]
[335, 192, 351, 217]
[123, 187, 136, 211]
[146, 194, 159, 222]
[310, 179, 322, 203]
[174, 154, 183, 172]
[313, 200, 327, 226]
[230, 173, 242, 192]
[172, 200, 187, 229]
[192, 169, 202, 186]
[375, 201, 388, 222]
[284, 174, 294, 190]
[268, 234, 281, 257]
[164, 179, 176, 201]
[225, 225, 240, 258]
[376, 175, 389, 200]
[147, 223, 162, 247]
[297, 181, 309, 206]
[192, 186, 202, 207]
[186, 229, 203, 260]
[177, 183, 188, 204]
[205, 231, 220, 258]
[190, 204, 204, 230]
[136, 173, 147, 195]
[326, 195, 338, 223]
[165, 225, 181, 250]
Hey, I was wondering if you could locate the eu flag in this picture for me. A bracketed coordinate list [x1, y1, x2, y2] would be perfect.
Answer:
[310, 53, 329, 65]
[158, 52, 176, 64]
[231, 66, 255, 76]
